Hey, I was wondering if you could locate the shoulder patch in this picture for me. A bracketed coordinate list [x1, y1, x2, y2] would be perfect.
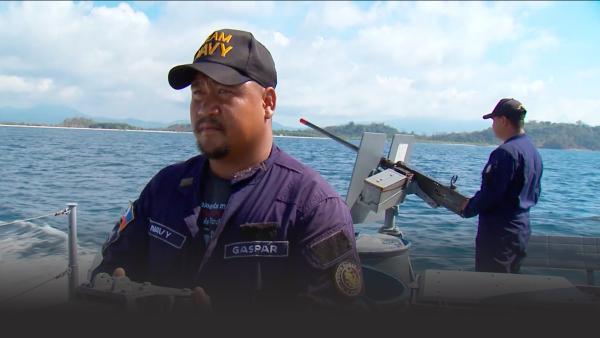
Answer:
[240, 222, 279, 241]
[148, 219, 187, 249]
[308, 230, 352, 268]
[118, 202, 135, 232]
[101, 202, 135, 254]
[334, 260, 362, 297]
[179, 177, 194, 187]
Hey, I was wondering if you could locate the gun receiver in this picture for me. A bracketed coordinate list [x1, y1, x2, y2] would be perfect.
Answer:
[299, 118, 468, 216]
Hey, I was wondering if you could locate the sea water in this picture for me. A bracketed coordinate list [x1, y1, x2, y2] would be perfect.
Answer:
[1, 125, 599, 304]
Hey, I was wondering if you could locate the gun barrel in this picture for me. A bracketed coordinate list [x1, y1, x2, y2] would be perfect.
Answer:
[299, 118, 397, 170]
[299, 118, 359, 152]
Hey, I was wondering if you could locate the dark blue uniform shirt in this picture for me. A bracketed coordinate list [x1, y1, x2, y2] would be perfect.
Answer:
[93, 146, 364, 311]
[463, 134, 543, 271]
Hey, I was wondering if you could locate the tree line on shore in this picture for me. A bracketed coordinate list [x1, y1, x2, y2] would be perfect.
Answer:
[422, 120, 600, 150]
[273, 120, 600, 151]
[6, 117, 598, 151]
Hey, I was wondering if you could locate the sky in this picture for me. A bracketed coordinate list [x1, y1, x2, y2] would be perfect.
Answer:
[0, 1, 599, 132]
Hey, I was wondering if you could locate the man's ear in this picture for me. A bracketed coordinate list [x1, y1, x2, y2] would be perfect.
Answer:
[262, 87, 276, 120]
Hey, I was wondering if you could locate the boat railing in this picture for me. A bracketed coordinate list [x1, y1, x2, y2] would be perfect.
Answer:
[411, 234, 600, 286]
[0, 203, 78, 305]
[2, 203, 598, 306]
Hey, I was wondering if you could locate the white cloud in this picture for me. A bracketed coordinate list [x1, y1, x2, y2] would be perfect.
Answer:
[311, 36, 325, 48]
[575, 67, 600, 81]
[509, 79, 546, 96]
[0, 75, 53, 93]
[273, 32, 290, 47]
[58, 86, 82, 101]
[528, 97, 600, 125]
[0, 1, 597, 129]
[375, 75, 414, 93]
[320, 2, 364, 30]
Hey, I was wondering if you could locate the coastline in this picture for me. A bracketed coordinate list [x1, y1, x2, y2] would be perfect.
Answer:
[2, 124, 597, 151]
[0, 124, 394, 142]
[0, 124, 330, 139]
[0, 123, 189, 134]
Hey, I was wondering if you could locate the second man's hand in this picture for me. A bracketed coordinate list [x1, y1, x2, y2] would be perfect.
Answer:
[460, 198, 470, 218]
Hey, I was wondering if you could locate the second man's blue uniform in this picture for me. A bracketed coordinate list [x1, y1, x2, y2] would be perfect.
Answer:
[463, 134, 543, 273]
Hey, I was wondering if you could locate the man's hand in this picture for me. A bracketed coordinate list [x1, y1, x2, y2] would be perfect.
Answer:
[112, 267, 212, 312]
[460, 198, 470, 218]
[192, 286, 212, 312]
[112, 267, 126, 277]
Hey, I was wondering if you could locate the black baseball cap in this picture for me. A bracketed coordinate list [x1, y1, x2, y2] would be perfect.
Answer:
[168, 29, 277, 90]
[483, 98, 527, 120]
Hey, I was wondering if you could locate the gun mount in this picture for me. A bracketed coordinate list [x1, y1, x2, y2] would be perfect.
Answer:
[299, 118, 469, 235]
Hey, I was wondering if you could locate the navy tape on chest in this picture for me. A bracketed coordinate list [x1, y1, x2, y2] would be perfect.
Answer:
[148, 219, 187, 249]
[224, 241, 289, 259]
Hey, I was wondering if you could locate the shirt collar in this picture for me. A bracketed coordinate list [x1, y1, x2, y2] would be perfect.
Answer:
[230, 145, 280, 185]
[504, 133, 526, 144]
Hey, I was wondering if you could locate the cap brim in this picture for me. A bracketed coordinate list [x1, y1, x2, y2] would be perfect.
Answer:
[168, 62, 252, 90]
[482, 113, 494, 119]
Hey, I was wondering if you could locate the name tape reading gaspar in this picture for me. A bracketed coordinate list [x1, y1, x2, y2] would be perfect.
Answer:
[224, 241, 289, 259]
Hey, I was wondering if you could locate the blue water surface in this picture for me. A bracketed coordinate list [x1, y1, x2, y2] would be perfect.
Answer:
[1, 125, 599, 276]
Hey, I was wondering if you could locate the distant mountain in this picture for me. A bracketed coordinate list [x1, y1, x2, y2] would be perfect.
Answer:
[273, 120, 600, 151]
[421, 120, 600, 150]
[163, 123, 192, 132]
[168, 119, 190, 126]
[0, 104, 296, 130]
[0, 105, 84, 124]
[272, 121, 294, 130]
[273, 121, 401, 139]
[92, 116, 168, 129]
[0, 104, 171, 128]
[5, 105, 595, 150]
[387, 117, 489, 135]
[325, 122, 400, 138]
[161, 120, 294, 133]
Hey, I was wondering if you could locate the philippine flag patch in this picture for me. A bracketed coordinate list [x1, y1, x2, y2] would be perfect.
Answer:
[118, 202, 135, 232]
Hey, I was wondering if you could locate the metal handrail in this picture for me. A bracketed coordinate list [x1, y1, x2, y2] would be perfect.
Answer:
[0, 203, 78, 303]
[0, 207, 70, 227]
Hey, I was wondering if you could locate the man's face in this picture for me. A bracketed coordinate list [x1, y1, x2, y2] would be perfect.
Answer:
[189, 73, 269, 159]
[491, 116, 508, 140]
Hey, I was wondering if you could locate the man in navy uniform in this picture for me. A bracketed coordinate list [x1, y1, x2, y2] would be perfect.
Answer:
[92, 29, 364, 312]
[461, 98, 543, 273]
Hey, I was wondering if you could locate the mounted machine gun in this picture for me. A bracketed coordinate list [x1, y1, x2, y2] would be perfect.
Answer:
[299, 118, 468, 236]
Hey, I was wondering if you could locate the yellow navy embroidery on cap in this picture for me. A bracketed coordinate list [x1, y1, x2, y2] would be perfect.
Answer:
[194, 31, 234, 60]
[334, 260, 362, 297]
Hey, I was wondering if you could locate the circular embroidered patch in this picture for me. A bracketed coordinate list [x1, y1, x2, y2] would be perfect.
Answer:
[334, 260, 362, 297]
